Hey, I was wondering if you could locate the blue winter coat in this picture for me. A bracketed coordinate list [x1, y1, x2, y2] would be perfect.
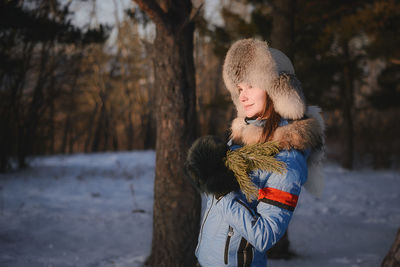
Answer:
[195, 146, 309, 267]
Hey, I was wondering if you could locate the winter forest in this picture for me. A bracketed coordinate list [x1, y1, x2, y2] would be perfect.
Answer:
[0, 0, 399, 266]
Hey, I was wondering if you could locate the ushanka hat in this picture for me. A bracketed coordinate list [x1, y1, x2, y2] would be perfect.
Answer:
[223, 38, 305, 119]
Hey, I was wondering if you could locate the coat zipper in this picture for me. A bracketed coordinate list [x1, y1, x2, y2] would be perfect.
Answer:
[236, 199, 255, 267]
[197, 196, 214, 252]
[224, 225, 234, 265]
[243, 240, 253, 267]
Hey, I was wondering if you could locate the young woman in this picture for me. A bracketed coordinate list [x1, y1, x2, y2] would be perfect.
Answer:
[185, 39, 325, 267]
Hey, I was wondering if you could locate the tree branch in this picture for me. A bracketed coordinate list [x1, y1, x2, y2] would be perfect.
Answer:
[190, 2, 204, 23]
[177, 2, 204, 35]
[132, 0, 170, 31]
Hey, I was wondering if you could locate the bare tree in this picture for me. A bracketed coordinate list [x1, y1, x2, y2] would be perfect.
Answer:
[381, 228, 400, 267]
[131, 1, 201, 266]
[339, 39, 355, 169]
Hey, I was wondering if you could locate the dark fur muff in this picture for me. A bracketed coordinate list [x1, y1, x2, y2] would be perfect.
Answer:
[184, 136, 239, 197]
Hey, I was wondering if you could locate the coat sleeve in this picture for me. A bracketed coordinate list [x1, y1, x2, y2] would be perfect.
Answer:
[218, 150, 308, 253]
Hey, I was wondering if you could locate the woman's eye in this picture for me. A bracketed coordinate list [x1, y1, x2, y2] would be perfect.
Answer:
[248, 85, 252, 89]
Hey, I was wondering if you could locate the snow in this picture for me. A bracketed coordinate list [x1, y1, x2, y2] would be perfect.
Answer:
[0, 152, 399, 267]
[271, 163, 400, 267]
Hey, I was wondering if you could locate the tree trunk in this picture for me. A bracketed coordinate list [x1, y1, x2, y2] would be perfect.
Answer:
[149, 16, 200, 267]
[19, 42, 51, 168]
[133, 1, 201, 266]
[143, 39, 156, 150]
[0, 35, 34, 172]
[84, 103, 98, 153]
[61, 113, 71, 154]
[382, 228, 400, 267]
[48, 100, 55, 154]
[111, 119, 119, 151]
[92, 101, 106, 152]
[144, 112, 156, 149]
[125, 111, 134, 150]
[271, 0, 295, 59]
[268, 0, 296, 258]
[0, 79, 23, 171]
[267, 231, 293, 259]
[341, 40, 355, 169]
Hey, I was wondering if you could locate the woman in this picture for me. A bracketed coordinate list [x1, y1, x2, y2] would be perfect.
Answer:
[185, 39, 325, 267]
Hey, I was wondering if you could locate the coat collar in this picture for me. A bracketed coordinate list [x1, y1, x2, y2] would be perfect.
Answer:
[231, 106, 324, 151]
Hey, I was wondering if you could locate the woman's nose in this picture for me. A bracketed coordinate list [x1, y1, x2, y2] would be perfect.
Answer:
[239, 91, 247, 102]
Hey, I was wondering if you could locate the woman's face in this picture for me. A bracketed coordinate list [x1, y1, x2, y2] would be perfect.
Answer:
[238, 82, 267, 118]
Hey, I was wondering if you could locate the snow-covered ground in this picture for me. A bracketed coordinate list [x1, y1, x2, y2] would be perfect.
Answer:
[0, 151, 399, 267]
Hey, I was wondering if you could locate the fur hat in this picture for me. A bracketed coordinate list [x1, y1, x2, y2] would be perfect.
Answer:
[223, 38, 305, 120]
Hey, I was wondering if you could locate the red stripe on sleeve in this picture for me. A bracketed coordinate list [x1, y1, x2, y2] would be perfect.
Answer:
[258, 187, 299, 208]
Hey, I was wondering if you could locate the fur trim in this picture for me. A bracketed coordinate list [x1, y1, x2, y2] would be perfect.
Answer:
[223, 39, 305, 119]
[272, 112, 323, 151]
[303, 106, 325, 198]
[231, 117, 262, 145]
[230, 105, 326, 198]
[231, 106, 323, 150]
[305, 149, 325, 198]
[270, 73, 306, 120]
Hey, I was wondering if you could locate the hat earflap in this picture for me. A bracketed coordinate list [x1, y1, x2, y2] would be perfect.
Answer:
[270, 73, 306, 120]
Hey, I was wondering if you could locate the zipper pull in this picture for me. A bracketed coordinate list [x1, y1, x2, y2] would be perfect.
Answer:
[225, 226, 234, 264]
[228, 226, 234, 236]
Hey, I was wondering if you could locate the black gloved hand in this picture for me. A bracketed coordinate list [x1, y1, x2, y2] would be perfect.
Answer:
[184, 135, 240, 198]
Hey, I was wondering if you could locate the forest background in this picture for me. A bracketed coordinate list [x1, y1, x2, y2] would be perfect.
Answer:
[1, 0, 399, 172]
[1, 0, 400, 266]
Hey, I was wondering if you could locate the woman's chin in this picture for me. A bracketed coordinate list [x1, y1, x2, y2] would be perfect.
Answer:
[245, 112, 258, 119]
